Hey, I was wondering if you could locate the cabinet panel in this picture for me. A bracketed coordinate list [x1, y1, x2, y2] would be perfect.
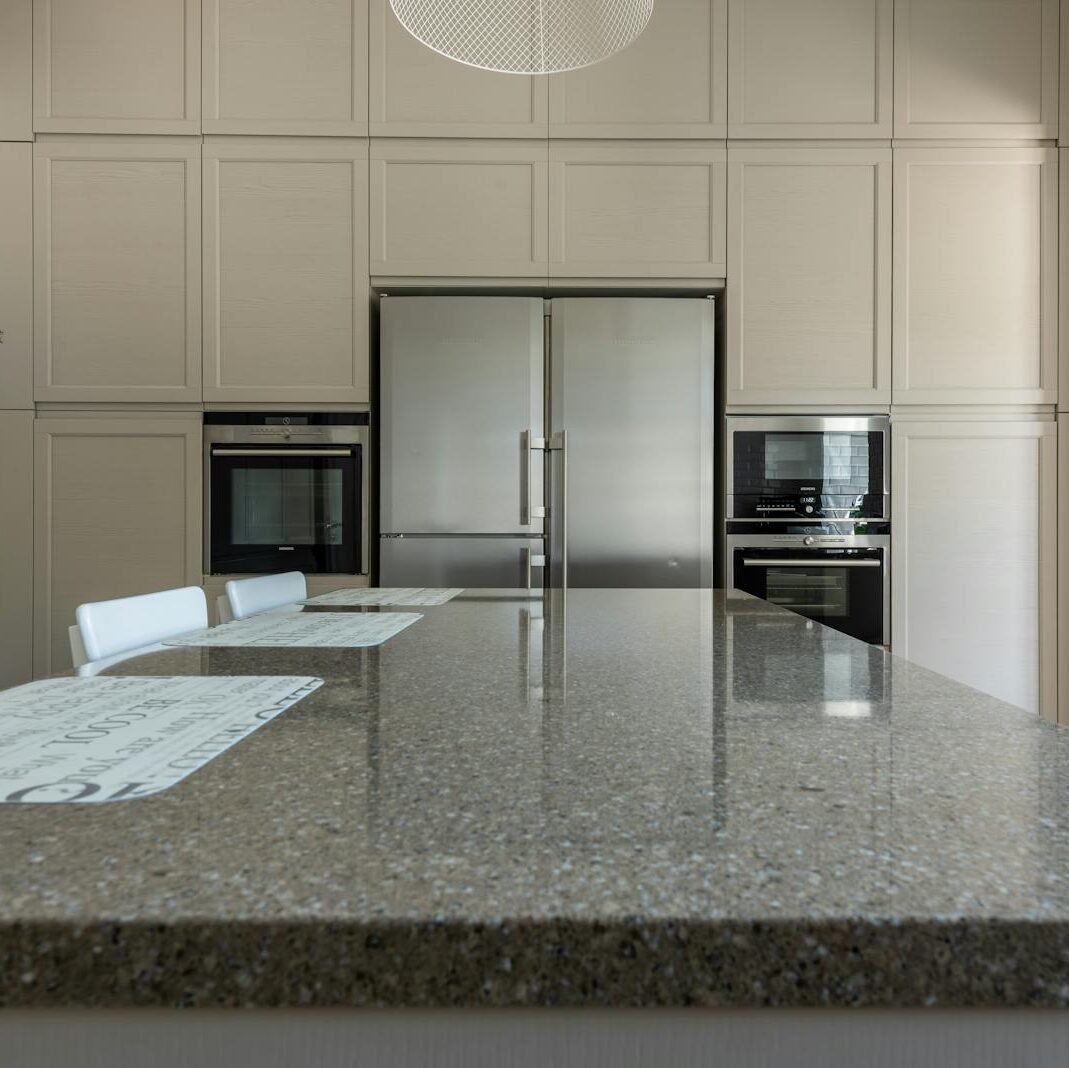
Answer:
[369, 0, 546, 137]
[0, 412, 33, 688]
[34, 0, 200, 134]
[203, 138, 369, 403]
[0, 0, 32, 140]
[0, 144, 33, 409]
[370, 140, 548, 278]
[549, 142, 726, 278]
[34, 138, 202, 403]
[894, 0, 1058, 139]
[728, 0, 891, 138]
[893, 148, 1056, 406]
[34, 415, 202, 676]
[548, 0, 727, 138]
[892, 418, 1056, 719]
[727, 147, 890, 406]
[204, 0, 368, 135]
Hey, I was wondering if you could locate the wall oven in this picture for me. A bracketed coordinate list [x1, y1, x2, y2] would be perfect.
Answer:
[726, 416, 890, 645]
[205, 413, 370, 576]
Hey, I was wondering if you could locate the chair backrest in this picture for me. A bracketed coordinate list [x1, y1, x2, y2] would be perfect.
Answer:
[225, 572, 307, 621]
[216, 594, 233, 624]
[75, 586, 208, 662]
[68, 624, 89, 669]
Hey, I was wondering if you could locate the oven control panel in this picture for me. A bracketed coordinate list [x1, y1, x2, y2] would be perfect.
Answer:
[730, 493, 886, 521]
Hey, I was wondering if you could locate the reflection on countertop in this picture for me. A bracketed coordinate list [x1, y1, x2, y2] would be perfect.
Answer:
[1, 589, 1067, 1009]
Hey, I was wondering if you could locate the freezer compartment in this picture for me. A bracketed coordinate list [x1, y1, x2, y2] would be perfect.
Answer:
[379, 536, 545, 589]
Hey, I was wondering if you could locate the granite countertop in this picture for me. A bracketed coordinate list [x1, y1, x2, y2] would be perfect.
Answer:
[3, 588, 1069, 1009]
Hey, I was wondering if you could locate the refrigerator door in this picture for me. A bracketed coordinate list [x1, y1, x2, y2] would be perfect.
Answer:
[548, 298, 715, 589]
[380, 296, 544, 535]
[379, 536, 546, 589]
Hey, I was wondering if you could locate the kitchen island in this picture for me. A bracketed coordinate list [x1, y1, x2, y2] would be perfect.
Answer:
[3, 589, 1069, 1063]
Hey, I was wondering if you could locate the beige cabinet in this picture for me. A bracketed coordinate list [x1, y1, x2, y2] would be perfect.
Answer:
[726, 147, 890, 406]
[892, 416, 1056, 719]
[34, 414, 202, 675]
[33, 0, 201, 134]
[370, 0, 546, 137]
[892, 148, 1057, 406]
[548, 0, 727, 138]
[0, 412, 33, 688]
[204, 0, 368, 135]
[1061, 148, 1069, 401]
[727, 0, 892, 138]
[370, 140, 548, 278]
[0, 144, 33, 410]
[549, 142, 726, 279]
[1059, 415, 1069, 725]
[203, 138, 369, 404]
[894, 0, 1058, 139]
[0, 0, 32, 140]
[34, 137, 202, 403]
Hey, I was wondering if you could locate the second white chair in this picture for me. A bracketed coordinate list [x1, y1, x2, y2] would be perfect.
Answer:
[72, 586, 209, 676]
[223, 572, 307, 622]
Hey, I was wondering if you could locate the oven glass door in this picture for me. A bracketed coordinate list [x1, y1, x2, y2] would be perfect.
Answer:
[732, 430, 884, 497]
[733, 548, 884, 644]
[210, 447, 360, 574]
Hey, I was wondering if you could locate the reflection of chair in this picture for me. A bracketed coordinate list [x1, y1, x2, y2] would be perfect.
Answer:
[71, 586, 209, 676]
[224, 572, 307, 621]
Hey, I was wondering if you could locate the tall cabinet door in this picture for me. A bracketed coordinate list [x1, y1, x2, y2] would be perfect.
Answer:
[0, 412, 33, 688]
[892, 417, 1056, 719]
[203, 137, 369, 404]
[727, 146, 891, 406]
[893, 148, 1057, 406]
[203, 0, 368, 136]
[34, 137, 202, 403]
[0, 0, 31, 140]
[549, 298, 715, 589]
[379, 297, 544, 535]
[0, 143, 32, 409]
[34, 414, 202, 675]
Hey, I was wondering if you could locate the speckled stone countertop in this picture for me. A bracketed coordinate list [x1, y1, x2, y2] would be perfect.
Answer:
[3, 588, 1069, 1009]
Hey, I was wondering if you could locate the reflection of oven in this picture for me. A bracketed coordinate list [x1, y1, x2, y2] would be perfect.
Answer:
[728, 532, 889, 645]
[205, 413, 370, 575]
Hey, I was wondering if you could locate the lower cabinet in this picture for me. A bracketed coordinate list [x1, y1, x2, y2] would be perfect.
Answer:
[0, 412, 33, 688]
[891, 416, 1056, 719]
[34, 414, 202, 675]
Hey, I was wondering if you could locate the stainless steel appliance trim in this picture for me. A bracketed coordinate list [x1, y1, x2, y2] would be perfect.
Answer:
[742, 558, 881, 568]
[724, 414, 890, 510]
[210, 448, 354, 458]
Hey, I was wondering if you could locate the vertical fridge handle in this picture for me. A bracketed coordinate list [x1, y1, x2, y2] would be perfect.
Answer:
[548, 431, 567, 589]
[520, 545, 547, 589]
[521, 429, 548, 526]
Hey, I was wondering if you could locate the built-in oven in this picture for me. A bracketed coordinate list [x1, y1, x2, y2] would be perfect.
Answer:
[726, 415, 889, 521]
[204, 413, 370, 576]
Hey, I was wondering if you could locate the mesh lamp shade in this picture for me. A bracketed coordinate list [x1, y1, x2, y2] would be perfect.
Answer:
[389, 0, 655, 74]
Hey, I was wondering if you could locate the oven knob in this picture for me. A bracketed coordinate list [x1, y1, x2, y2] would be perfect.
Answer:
[804, 505, 814, 514]
[803, 536, 815, 546]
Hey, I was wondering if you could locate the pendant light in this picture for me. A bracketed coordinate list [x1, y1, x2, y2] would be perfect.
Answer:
[389, 0, 655, 75]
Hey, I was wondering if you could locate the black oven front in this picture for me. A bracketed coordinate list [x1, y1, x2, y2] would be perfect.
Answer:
[205, 413, 370, 575]
[727, 415, 889, 521]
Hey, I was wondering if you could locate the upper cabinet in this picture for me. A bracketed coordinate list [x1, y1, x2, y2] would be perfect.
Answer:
[894, 0, 1058, 139]
[370, 140, 548, 278]
[548, 0, 727, 138]
[0, 144, 33, 410]
[203, 0, 368, 136]
[728, 0, 892, 139]
[203, 138, 369, 404]
[0, 0, 32, 140]
[34, 137, 202, 403]
[34, 0, 201, 134]
[893, 147, 1057, 406]
[726, 146, 891, 407]
[370, 0, 546, 137]
[549, 142, 726, 278]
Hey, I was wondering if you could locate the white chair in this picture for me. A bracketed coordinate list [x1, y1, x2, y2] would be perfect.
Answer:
[68, 625, 89, 670]
[216, 595, 234, 624]
[73, 586, 209, 675]
[224, 572, 307, 621]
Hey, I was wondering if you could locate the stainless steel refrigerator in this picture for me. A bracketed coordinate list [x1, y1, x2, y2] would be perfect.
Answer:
[378, 296, 715, 589]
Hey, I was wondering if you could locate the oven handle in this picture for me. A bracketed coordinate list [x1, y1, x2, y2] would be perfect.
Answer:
[741, 558, 881, 568]
[210, 448, 354, 457]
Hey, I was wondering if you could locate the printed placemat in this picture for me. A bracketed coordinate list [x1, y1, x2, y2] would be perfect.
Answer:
[164, 611, 422, 647]
[302, 587, 464, 607]
[0, 675, 321, 804]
